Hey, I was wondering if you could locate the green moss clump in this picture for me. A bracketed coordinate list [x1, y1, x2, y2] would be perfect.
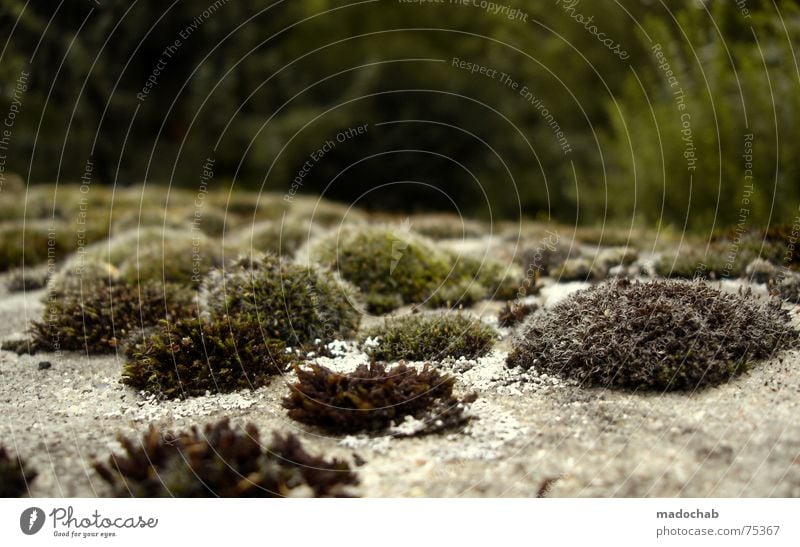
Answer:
[309, 225, 527, 311]
[573, 225, 637, 247]
[0, 446, 37, 497]
[229, 217, 319, 257]
[78, 227, 223, 287]
[94, 419, 357, 497]
[360, 313, 496, 361]
[425, 277, 488, 309]
[32, 269, 196, 354]
[118, 231, 222, 287]
[122, 315, 291, 399]
[507, 279, 799, 391]
[309, 225, 452, 312]
[653, 248, 709, 279]
[203, 254, 360, 346]
[656, 228, 797, 280]
[449, 253, 530, 302]
[283, 362, 475, 434]
[288, 196, 366, 227]
[0, 221, 73, 271]
[403, 213, 486, 240]
[6, 266, 50, 292]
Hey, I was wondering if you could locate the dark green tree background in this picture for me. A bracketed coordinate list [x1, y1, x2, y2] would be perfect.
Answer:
[1, 0, 798, 230]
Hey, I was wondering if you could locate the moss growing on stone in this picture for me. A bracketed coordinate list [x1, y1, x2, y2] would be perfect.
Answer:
[283, 362, 475, 434]
[425, 277, 488, 309]
[497, 301, 538, 328]
[656, 228, 796, 280]
[518, 239, 573, 277]
[122, 314, 291, 400]
[763, 223, 800, 268]
[454, 254, 530, 301]
[309, 225, 529, 311]
[654, 249, 709, 279]
[0, 221, 74, 271]
[771, 273, 800, 304]
[203, 254, 360, 347]
[32, 268, 196, 354]
[288, 196, 366, 227]
[229, 217, 319, 258]
[309, 225, 452, 312]
[78, 227, 223, 287]
[507, 279, 799, 391]
[0, 445, 37, 497]
[94, 419, 357, 497]
[6, 265, 50, 292]
[111, 204, 238, 238]
[118, 231, 222, 287]
[403, 213, 486, 240]
[360, 313, 496, 361]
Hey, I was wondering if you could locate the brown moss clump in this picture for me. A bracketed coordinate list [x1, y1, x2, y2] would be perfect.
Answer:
[497, 301, 538, 328]
[0, 445, 37, 497]
[122, 315, 291, 400]
[32, 271, 196, 354]
[507, 279, 798, 391]
[360, 313, 496, 362]
[770, 273, 800, 304]
[283, 362, 475, 434]
[763, 223, 800, 268]
[94, 419, 357, 497]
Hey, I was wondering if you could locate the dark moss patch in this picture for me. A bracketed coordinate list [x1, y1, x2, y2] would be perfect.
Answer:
[519, 240, 573, 277]
[361, 313, 496, 361]
[0, 446, 36, 497]
[507, 279, 798, 391]
[94, 419, 357, 497]
[762, 224, 800, 268]
[122, 315, 291, 400]
[32, 274, 196, 354]
[497, 301, 538, 328]
[283, 362, 475, 434]
[203, 254, 360, 346]
[771, 273, 800, 304]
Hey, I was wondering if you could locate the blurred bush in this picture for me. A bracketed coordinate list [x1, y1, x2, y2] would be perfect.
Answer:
[1, 0, 797, 230]
[604, 0, 800, 230]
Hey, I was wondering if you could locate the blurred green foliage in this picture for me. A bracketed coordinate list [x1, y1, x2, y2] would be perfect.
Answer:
[606, 0, 800, 231]
[0, 0, 798, 230]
